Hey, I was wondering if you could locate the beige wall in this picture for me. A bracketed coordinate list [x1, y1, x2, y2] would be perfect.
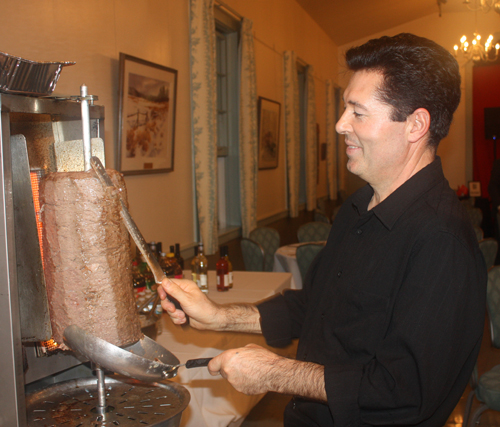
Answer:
[224, 0, 339, 220]
[338, 10, 500, 194]
[0, 0, 339, 252]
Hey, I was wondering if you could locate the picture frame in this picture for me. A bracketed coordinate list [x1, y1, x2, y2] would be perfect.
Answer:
[258, 97, 281, 170]
[469, 181, 482, 197]
[117, 53, 177, 175]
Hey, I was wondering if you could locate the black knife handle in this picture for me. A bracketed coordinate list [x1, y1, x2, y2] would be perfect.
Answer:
[185, 357, 213, 369]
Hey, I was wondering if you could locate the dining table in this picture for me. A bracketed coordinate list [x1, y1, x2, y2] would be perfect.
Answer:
[155, 270, 297, 427]
[273, 242, 326, 289]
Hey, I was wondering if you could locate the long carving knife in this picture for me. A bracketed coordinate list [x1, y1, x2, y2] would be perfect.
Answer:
[90, 156, 186, 318]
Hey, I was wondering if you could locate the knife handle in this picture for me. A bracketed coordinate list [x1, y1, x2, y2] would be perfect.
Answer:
[185, 357, 213, 369]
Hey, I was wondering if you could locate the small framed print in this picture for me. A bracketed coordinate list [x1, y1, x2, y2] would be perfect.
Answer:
[469, 181, 481, 197]
[117, 53, 177, 175]
[258, 97, 281, 170]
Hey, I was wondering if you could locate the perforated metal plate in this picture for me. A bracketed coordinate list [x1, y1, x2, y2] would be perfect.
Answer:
[26, 376, 189, 427]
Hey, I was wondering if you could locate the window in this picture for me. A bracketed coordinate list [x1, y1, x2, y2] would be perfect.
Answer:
[215, 9, 240, 233]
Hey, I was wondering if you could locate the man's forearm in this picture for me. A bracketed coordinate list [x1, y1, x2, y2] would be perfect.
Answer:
[214, 303, 262, 333]
[269, 358, 327, 402]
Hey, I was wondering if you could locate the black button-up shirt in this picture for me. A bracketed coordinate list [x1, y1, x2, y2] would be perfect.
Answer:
[258, 157, 486, 426]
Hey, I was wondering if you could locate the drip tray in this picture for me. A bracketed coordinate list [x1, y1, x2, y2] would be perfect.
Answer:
[26, 375, 190, 427]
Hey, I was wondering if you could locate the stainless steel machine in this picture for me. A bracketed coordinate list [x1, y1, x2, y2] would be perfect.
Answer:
[0, 92, 190, 427]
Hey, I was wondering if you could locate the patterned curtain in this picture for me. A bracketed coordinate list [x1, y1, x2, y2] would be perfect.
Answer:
[189, 0, 218, 254]
[239, 18, 258, 238]
[325, 79, 337, 200]
[305, 65, 317, 211]
[283, 51, 300, 217]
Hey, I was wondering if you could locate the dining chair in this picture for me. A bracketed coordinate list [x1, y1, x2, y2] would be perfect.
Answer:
[240, 237, 265, 272]
[297, 221, 332, 243]
[479, 238, 498, 270]
[249, 227, 280, 272]
[473, 225, 484, 242]
[296, 243, 324, 282]
[463, 265, 500, 427]
[314, 210, 331, 224]
[467, 206, 483, 228]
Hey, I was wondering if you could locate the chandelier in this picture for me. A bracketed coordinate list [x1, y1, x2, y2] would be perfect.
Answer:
[462, 0, 500, 14]
[453, 1, 500, 62]
[454, 33, 500, 62]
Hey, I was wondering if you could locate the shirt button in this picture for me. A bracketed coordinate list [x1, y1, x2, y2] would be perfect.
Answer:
[357, 229, 362, 235]
[337, 270, 342, 278]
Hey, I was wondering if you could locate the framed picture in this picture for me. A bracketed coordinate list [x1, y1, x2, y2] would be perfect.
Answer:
[258, 97, 281, 170]
[117, 53, 177, 175]
[469, 181, 482, 197]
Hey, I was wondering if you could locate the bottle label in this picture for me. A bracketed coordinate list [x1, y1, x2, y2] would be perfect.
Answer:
[200, 274, 208, 287]
[228, 272, 233, 287]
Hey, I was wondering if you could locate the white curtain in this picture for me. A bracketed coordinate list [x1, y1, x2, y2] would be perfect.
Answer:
[189, 0, 218, 254]
[239, 18, 258, 238]
[305, 65, 317, 211]
[283, 51, 300, 217]
[325, 79, 337, 200]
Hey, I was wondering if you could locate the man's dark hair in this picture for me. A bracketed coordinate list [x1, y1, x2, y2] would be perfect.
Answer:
[345, 33, 461, 148]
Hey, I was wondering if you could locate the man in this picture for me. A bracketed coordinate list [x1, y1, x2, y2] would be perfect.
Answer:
[160, 33, 486, 426]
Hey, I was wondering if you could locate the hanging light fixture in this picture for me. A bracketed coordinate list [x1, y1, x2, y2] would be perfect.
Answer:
[454, 33, 500, 62]
[453, 2, 500, 62]
[462, 0, 500, 14]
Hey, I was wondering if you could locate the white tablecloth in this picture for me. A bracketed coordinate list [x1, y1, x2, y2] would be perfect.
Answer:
[273, 244, 303, 289]
[155, 270, 297, 427]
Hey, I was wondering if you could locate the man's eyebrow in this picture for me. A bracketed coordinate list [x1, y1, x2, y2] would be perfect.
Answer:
[345, 100, 368, 111]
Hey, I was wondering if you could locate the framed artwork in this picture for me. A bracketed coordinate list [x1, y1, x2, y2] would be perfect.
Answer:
[258, 97, 281, 170]
[469, 181, 482, 197]
[117, 53, 177, 175]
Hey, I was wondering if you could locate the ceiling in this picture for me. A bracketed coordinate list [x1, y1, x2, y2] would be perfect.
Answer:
[295, 0, 465, 46]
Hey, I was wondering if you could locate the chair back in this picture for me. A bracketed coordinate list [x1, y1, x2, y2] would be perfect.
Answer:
[314, 210, 330, 224]
[473, 225, 484, 242]
[488, 265, 500, 348]
[467, 207, 483, 228]
[296, 243, 323, 282]
[479, 238, 498, 270]
[240, 238, 265, 272]
[249, 227, 280, 272]
[297, 221, 332, 243]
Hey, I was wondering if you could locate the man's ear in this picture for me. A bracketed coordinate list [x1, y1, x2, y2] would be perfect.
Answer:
[407, 108, 431, 143]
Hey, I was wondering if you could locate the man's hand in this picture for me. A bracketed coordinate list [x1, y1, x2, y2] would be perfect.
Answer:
[159, 278, 219, 330]
[160, 278, 262, 333]
[208, 344, 327, 401]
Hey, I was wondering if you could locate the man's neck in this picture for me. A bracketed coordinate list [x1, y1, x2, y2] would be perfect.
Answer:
[368, 149, 435, 210]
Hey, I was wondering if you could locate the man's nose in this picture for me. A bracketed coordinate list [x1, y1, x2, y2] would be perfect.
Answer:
[335, 111, 350, 134]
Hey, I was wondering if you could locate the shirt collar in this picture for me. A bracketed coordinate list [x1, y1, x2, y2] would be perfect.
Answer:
[351, 157, 445, 230]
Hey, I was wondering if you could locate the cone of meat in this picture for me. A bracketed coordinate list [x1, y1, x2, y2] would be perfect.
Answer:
[40, 169, 142, 348]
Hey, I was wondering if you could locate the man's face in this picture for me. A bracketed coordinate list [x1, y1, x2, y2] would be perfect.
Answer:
[336, 70, 410, 188]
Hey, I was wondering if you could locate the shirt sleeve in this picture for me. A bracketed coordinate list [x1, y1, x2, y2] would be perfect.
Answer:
[258, 247, 324, 347]
[325, 231, 486, 426]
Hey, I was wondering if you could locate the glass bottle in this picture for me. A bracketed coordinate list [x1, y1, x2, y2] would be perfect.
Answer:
[191, 245, 199, 283]
[175, 243, 185, 269]
[167, 247, 183, 279]
[216, 246, 229, 292]
[224, 245, 233, 288]
[192, 242, 208, 293]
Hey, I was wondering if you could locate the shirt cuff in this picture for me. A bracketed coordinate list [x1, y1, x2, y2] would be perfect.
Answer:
[257, 294, 293, 348]
[324, 362, 364, 427]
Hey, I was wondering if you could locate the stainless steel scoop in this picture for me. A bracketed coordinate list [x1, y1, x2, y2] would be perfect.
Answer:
[63, 325, 211, 381]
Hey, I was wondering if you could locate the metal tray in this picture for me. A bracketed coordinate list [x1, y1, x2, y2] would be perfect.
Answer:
[26, 375, 190, 427]
[0, 50, 74, 96]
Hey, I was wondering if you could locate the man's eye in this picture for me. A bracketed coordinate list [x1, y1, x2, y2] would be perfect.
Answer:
[353, 111, 362, 118]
